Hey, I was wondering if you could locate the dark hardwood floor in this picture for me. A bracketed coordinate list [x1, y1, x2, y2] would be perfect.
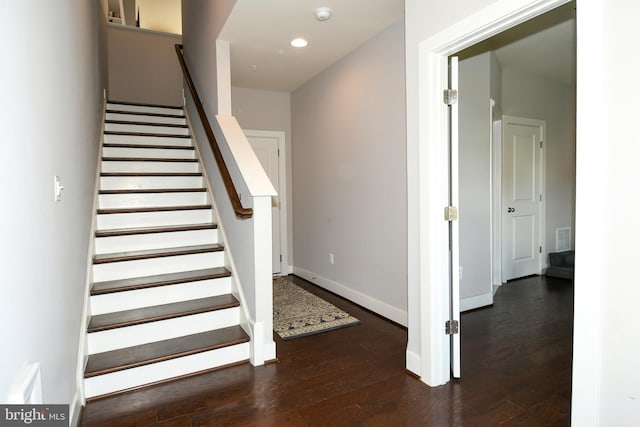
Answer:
[80, 274, 573, 426]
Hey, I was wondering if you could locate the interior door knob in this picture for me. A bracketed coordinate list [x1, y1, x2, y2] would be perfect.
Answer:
[507, 207, 515, 213]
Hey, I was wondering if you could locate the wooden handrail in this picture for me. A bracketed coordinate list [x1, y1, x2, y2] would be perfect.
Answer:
[174, 44, 253, 219]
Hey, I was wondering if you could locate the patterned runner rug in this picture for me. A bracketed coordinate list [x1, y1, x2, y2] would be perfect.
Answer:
[273, 276, 360, 340]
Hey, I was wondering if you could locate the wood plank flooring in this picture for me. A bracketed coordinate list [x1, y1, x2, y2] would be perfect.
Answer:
[80, 274, 573, 426]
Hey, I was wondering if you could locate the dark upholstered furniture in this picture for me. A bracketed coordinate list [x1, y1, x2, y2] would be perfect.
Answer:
[545, 250, 574, 280]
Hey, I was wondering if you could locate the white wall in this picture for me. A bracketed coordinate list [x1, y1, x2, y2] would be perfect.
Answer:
[573, 0, 640, 424]
[501, 66, 575, 257]
[0, 0, 104, 409]
[459, 52, 493, 308]
[232, 87, 293, 271]
[291, 21, 407, 325]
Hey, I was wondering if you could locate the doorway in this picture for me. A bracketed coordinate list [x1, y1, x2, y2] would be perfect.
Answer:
[455, 4, 574, 308]
[244, 129, 288, 276]
[410, 0, 575, 387]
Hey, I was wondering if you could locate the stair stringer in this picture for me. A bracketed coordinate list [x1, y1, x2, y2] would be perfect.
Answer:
[75, 98, 107, 408]
[184, 110, 270, 365]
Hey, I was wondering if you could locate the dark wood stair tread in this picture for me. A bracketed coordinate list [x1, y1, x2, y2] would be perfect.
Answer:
[107, 109, 185, 119]
[101, 172, 202, 177]
[107, 100, 183, 110]
[87, 294, 239, 332]
[84, 326, 249, 378]
[106, 120, 188, 129]
[97, 204, 211, 215]
[93, 243, 223, 264]
[103, 143, 194, 151]
[99, 188, 206, 194]
[102, 157, 198, 162]
[95, 223, 217, 238]
[104, 131, 191, 139]
[91, 267, 231, 295]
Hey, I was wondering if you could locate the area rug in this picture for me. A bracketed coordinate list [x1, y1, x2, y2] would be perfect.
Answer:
[273, 276, 360, 340]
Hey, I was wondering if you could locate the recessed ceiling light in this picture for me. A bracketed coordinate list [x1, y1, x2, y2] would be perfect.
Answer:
[290, 38, 308, 48]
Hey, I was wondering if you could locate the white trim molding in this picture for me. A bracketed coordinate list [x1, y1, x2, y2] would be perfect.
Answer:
[292, 267, 408, 327]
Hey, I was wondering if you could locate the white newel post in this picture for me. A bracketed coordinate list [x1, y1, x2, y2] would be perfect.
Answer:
[250, 195, 276, 364]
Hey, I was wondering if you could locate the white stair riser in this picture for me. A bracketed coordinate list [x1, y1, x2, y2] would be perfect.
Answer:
[84, 342, 250, 399]
[101, 160, 199, 173]
[97, 209, 212, 229]
[105, 122, 189, 135]
[100, 175, 204, 190]
[94, 228, 219, 254]
[87, 307, 241, 354]
[106, 104, 183, 116]
[98, 192, 207, 209]
[102, 146, 195, 159]
[104, 134, 192, 147]
[93, 251, 224, 282]
[90, 277, 232, 315]
[106, 112, 186, 125]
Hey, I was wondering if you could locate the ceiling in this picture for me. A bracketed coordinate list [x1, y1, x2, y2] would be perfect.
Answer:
[220, 1, 575, 94]
[219, 0, 404, 92]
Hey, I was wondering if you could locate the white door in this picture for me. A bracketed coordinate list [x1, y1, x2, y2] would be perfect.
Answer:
[501, 116, 544, 282]
[245, 133, 282, 275]
[448, 56, 461, 379]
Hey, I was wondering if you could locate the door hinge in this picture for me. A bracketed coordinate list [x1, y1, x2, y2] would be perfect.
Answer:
[445, 320, 459, 335]
[443, 89, 458, 105]
[539, 194, 542, 202]
[540, 140, 543, 148]
[444, 206, 458, 221]
[280, 254, 282, 262]
[539, 246, 542, 254]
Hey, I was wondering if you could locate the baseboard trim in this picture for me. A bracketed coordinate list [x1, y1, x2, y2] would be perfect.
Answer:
[69, 390, 83, 427]
[292, 266, 408, 326]
[405, 349, 421, 378]
[460, 292, 493, 312]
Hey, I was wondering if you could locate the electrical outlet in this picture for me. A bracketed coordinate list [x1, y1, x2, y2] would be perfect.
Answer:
[329, 252, 334, 265]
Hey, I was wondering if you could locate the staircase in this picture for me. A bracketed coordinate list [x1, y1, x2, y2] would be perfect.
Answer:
[83, 101, 250, 400]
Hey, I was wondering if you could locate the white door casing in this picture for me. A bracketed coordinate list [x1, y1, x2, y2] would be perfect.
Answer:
[501, 116, 545, 282]
[244, 130, 288, 275]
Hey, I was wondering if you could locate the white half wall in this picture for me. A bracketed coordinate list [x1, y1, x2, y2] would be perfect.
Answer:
[291, 21, 407, 322]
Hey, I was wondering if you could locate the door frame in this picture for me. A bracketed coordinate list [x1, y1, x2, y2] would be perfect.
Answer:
[243, 129, 288, 276]
[495, 115, 546, 283]
[409, 0, 571, 387]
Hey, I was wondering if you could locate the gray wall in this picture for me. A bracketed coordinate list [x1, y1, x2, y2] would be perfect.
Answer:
[501, 66, 575, 256]
[459, 52, 493, 305]
[107, 24, 182, 106]
[0, 0, 105, 407]
[231, 87, 293, 269]
[181, 0, 236, 116]
[291, 21, 407, 323]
